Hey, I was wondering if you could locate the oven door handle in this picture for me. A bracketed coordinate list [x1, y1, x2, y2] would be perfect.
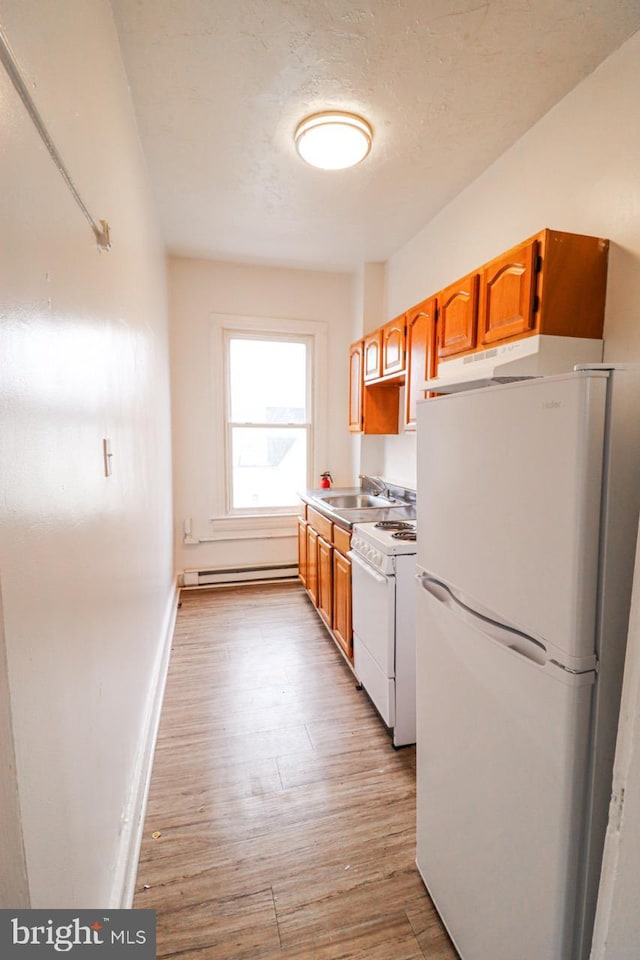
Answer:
[347, 550, 388, 584]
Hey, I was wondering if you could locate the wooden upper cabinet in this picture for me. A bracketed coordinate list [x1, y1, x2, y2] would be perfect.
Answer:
[362, 382, 401, 435]
[405, 297, 437, 430]
[381, 315, 406, 377]
[348, 230, 608, 435]
[348, 340, 364, 433]
[438, 272, 479, 358]
[477, 229, 608, 348]
[478, 238, 539, 347]
[363, 330, 383, 382]
[536, 229, 608, 340]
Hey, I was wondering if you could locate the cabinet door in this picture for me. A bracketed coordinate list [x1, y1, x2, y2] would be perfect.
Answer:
[363, 330, 382, 382]
[306, 526, 318, 606]
[333, 549, 353, 660]
[438, 272, 479, 358]
[348, 341, 364, 432]
[405, 298, 437, 430]
[479, 238, 538, 346]
[317, 535, 333, 629]
[297, 518, 308, 587]
[536, 229, 608, 340]
[382, 315, 406, 377]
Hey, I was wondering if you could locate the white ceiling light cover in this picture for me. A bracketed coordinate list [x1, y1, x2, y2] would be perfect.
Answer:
[294, 112, 373, 170]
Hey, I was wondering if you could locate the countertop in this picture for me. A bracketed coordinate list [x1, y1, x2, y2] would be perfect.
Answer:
[299, 487, 416, 530]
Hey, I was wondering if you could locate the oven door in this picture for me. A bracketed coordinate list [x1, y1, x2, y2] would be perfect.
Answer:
[349, 550, 396, 727]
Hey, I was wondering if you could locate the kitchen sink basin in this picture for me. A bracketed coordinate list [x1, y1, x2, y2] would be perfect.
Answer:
[322, 493, 392, 508]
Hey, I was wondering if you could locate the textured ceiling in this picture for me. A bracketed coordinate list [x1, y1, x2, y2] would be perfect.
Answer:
[111, 0, 640, 271]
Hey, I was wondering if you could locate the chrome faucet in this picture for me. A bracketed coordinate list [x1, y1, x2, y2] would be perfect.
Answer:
[359, 474, 387, 496]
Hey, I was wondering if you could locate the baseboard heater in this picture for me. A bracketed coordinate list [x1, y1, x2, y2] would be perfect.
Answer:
[183, 563, 298, 587]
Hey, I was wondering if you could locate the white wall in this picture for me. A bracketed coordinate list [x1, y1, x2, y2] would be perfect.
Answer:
[371, 29, 640, 489]
[0, 585, 29, 907]
[169, 256, 355, 577]
[0, 0, 175, 907]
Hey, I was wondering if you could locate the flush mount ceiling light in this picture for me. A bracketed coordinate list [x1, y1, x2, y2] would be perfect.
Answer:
[294, 111, 373, 170]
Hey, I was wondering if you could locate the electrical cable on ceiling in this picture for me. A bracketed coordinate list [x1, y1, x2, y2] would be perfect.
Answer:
[0, 26, 111, 251]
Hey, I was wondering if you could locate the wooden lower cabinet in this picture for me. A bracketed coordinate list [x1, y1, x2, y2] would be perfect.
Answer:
[317, 535, 334, 629]
[297, 518, 308, 587]
[298, 505, 353, 663]
[306, 526, 318, 606]
[333, 548, 353, 659]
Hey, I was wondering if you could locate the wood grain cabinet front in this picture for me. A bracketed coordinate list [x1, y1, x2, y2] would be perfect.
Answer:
[297, 518, 308, 588]
[478, 237, 538, 347]
[306, 525, 318, 606]
[348, 340, 364, 432]
[317, 534, 334, 629]
[478, 229, 609, 349]
[298, 505, 354, 663]
[363, 330, 383, 382]
[333, 548, 352, 659]
[381, 315, 406, 377]
[405, 297, 437, 430]
[438, 271, 479, 359]
[350, 338, 400, 435]
[534, 229, 609, 341]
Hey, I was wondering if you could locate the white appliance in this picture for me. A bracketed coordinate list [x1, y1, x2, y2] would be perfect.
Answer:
[429, 332, 603, 393]
[415, 364, 640, 960]
[349, 520, 417, 747]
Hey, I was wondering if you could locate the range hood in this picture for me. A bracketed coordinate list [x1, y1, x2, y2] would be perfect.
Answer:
[427, 334, 604, 394]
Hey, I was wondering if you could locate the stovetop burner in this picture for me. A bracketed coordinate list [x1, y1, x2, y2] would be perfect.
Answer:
[374, 520, 415, 531]
[392, 530, 417, 541]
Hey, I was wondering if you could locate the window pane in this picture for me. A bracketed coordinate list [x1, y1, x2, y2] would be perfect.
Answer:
[229, 339, 307, 423]
[231, 426, 307, 508]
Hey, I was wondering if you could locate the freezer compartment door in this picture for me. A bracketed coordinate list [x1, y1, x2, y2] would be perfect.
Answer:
[416, 371, 607, 666]
[415, 582, 594, 960]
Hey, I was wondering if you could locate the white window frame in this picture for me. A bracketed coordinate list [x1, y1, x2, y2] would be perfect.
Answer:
[223, 330, 313, 516]
[209, 314, 328, 539]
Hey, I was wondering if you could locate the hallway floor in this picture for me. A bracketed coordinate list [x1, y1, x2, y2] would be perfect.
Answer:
[134, 582, 457, 959]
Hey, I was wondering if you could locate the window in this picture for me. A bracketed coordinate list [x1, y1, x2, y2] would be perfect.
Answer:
[224, 333, 312, 513]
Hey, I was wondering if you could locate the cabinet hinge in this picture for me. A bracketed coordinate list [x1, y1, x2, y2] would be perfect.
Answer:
[535, 255, 543, 273]
[533, 294, 540, 313]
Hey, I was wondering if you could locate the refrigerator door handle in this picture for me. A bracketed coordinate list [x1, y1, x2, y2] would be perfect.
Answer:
[417, 573, 548, 666]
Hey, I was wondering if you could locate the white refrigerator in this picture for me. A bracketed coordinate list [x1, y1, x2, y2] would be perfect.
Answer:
[415, 365, 640, 960]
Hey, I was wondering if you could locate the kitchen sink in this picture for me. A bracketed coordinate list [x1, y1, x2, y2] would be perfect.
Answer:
[322, 493, 392, 508]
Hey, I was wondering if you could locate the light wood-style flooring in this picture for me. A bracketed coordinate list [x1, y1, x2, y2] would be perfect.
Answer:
[134, 582, 457, 959]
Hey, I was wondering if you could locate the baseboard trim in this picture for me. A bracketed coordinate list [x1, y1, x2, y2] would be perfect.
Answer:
[110, 580, 179, 908]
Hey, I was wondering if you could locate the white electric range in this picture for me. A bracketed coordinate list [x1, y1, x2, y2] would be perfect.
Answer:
[348, 520, 417, 747]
